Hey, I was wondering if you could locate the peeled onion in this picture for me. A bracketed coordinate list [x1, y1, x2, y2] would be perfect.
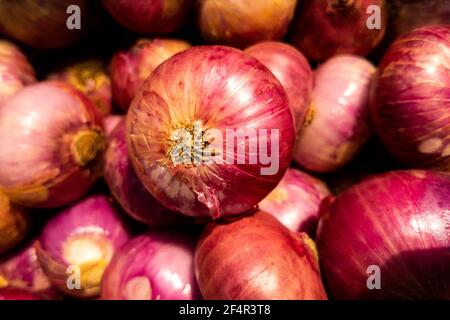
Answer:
[0, 191, 28, 254]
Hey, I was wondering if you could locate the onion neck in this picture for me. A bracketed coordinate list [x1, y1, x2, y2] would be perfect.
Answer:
[79, 259, 108, 294]
[71, 129, 105, 167]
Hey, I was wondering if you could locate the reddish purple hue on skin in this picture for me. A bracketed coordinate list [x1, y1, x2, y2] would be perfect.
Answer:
[317, 170, 450, 299]
[245, 42, 313, 131]
[195, 211, 328, 300]
[370, 25, 450, 170]
[0, 191, 28, 254]
[0, 81, 105, 208]
[127, 46, 295, 219]
[0, 287, 40, 300]
[110, 38, 191, 110]
[102, 232, 200, 300]
[103, 115, 123, 138]
[294, 55, 375, 173]
[259, 168, 330, 237]
[292, 0, 387, 61]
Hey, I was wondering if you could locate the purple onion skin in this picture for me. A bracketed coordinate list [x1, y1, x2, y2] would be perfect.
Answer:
[259, 168, 330, 237]
[245, 42, 313, 132]
[0, 287, 40, 300]
[102, 232, 200, 300]
[36, 195, 131, 298]
[0, 81, 105, 208]
[103, 115, 123, 138]
[0, 191, 29, 254]
[370, 25, 450, 170]
[317, 170, 450, 299]
[294, 55, 375, 173]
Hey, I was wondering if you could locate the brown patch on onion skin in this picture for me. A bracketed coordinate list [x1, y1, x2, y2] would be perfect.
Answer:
[0, 191, 29, 254]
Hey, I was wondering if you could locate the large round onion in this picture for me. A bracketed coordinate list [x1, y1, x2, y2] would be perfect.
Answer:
[370, 25, 450, 170]
[245, 42, 313, 131]
[36, 195, 131, 298]
[127, 46, 295, 219]
[294, 55, 375, 172]
[317, 170, 450, 299]
[110, 38, 191, 111]
[259, 168, 330, 236]
[0, 191, 28, 254]
[195, 211, 327, 299]
[0, 81, 105, 208]
[292, 0, 387, 61]
[198, 0, 298, 48]
[102, 231, 200, 300]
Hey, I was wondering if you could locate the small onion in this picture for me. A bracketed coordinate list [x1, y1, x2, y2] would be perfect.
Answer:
[292, 0, 387, 61]
[102, 231, 200, 300]
[370, 25, 450, 170]
[36, 195, 131, 298]
[245, 42, 313, 131]
[317, 170, 450, 299]
[127, 46, 295, 219]
[258, 168, 330, 236]
[0, 287, 40, 300]
[103, 115, 123, 138]
[294, 55, 375, 173]
[0, 191, 29, 254]
[0, 81, 105, 208]
[110, 38, 191, 110]
[198, 0, 297, 48]
[195, 211, 328, 300]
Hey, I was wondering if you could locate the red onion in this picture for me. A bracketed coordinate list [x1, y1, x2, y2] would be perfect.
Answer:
[105, 120, 190, 226]
[292, 0, 387, 61]
[0, 81, 105, 208]
[0, 191, 28, 254]
[103, 115, 123, 138]
[102, 231, 200, 300]
[195, 211, 327, 299]
[245, 42, 313, 131]
[0, 287, 40, 300]
[198, 0, 297, 48]
[36, 195, 131, 298]
[110, 38, 191, 111]
[258, 168, 330, 236]
[294, 55, 375, 172]
[102, 0, 192, 35]
[127, 46, 295, 219]
[370, 25, 450, 170]
[317, 170, 450, 299]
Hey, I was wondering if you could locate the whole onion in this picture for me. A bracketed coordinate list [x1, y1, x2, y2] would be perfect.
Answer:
[259, 168, 330, 236]
[245, 42, 313, 131]
[102, 231, 200, 300]
[294, 55, 375, 172]
[103, 115, 123, 138]
[110, 38, 191, 111]
[102, 0, 192, 35]
[317, 170, 450, 299]
[198, 0, 298, 48]
[105, 120, 189, 226]
[0, 81, 105, 208]
[0, 287, 40, 300]
[127, 46, 295, 219]
[195, 211, 327, 299]
[370, 25, 450, 170]
[0, 191, 28, 254]
[36, 195, 131, 298]
[292, 0, 387, 61]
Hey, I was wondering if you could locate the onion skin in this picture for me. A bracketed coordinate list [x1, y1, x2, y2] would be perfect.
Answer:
[103, 115, 123, 138]
[36, 195, 131, 298]
[259, 168, 330, 236]
[0, 287, 40, 300]
[195, 211, 327, 300]
[110, 38, 191, 111]
[0, 191, 28, 254]
[370, 25, 450, 170]
[245, 42, 313, 131]
[198, 0, 297, 48]
[292, 0, 387, 61]
[294, 55, 375, 173]
[0, 81, 105, 208]
[127, 46, 295, 219]
[102, 231, 200, 300]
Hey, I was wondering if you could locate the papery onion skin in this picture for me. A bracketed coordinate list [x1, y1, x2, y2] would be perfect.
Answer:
[370, 25, 450, 170]
[36, 195, 131, 298]
[294, 55, 375, 173]
[195, 211, 327, 300]
[127, 46, 295, 219]
[259, 168, 330, 237]
[292, 0, 387, 61]
[0, 191, 29, 254]
[0, 287, 40, 300]
[317, 170, 450, 299]
[0, 81, 105, 208]
[245, 42, 313, 131]
[103, 115, 123, 138]
[102, 231, 200, 300]
[110, 38, 191, 111]
[198, 0, 297, 48]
